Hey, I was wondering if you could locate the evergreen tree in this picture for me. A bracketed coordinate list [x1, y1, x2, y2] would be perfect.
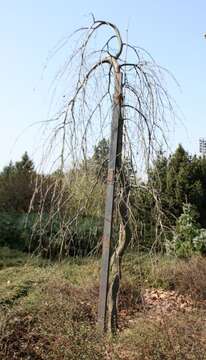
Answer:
[93, 138, 109, 182]
[148, 144, 206, 230]
[0, 152, 35, 212]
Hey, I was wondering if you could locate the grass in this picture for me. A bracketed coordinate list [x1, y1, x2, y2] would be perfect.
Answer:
[0, 247, 28, 269]
[1, 248, 206, 359]
[113, 312, 206, 360]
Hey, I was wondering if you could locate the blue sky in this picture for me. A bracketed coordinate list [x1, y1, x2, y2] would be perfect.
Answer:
[0, 0, 206, 169]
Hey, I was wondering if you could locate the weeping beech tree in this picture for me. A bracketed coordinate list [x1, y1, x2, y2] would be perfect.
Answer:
[31, 17, 175, 334]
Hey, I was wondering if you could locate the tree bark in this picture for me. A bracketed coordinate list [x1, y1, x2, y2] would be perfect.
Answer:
[107, 172, 131, 333]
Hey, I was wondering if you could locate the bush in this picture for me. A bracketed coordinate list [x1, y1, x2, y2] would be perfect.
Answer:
[193, 229, 206, 254]
[0, 213, 26, 250]
[0, 212, 103, 258]
[0, 212, 55, 253]
[69, 216, 103, 256]
[167, 204, 201, 257]
[30, 214, 103, 258]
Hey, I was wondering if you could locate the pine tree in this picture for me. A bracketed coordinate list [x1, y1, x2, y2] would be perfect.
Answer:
[0, 152, 35, 212]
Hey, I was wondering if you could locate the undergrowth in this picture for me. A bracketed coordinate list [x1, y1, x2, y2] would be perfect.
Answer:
[1, 248, 206, 359]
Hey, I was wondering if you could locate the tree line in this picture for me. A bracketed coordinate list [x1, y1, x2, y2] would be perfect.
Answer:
[0, 143, 206, 257]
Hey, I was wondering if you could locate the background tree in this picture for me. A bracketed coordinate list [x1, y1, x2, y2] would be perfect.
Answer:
[0, 152, 35, 212]
[93, 138, 109, 182]
[146, 144, 206, 249]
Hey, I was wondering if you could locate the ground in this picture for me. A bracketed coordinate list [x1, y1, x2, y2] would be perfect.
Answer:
[0, 247, 206, 359]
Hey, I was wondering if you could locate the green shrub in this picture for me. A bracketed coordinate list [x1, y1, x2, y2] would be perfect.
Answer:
[193, 229, 206, 254]
[0, 213, 26, 250]
[68, 216, 103, 256]
[167, 204, 201, 257]
[0, 212, 103, 258]
[0, 212, 55, 253]
[30, 214, 103, 257]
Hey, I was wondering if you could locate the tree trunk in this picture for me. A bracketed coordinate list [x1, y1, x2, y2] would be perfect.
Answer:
[107, 174, 131, 333]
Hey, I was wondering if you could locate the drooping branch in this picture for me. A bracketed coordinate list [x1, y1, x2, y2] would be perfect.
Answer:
[31, 17, 177, 332]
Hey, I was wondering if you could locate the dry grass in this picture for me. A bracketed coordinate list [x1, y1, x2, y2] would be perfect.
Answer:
[113, 311, 206, 360]
[0, 257, 104, 359]
[1, 249, 206, 359]
[172, 256, 206, 301]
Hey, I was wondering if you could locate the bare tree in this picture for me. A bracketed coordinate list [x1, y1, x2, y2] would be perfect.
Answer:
[31, 17, 175, 334]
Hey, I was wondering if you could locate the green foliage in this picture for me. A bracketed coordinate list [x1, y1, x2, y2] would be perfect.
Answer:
[0, 212, 58, 254]
[0, 213, 26, 250]
[0, 211, 102, 258]
[149, 145, 206, 228]
[176, 204, 199, 242]
[129, 185, 155, 250]
[0, 152, 35, 212]
[172, 203, 206, 257]
[144, 145, 206, 251]
[69, 216, 103, 256]
[2, 144, 206, 257]
[168, 204, 200, 257]
[93, 138, 109, 182]
[193, 229, 206, 254]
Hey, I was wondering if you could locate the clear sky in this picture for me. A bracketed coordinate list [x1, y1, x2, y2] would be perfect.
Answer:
[0, 0, 206, 169]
